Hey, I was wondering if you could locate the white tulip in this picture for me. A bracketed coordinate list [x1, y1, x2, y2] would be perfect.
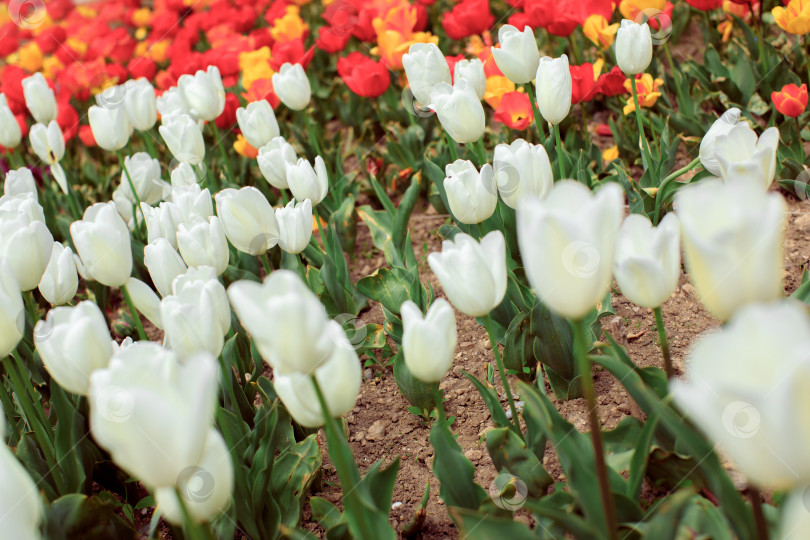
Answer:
[38, 241, 78, 305]
[613, 213, 680, 309]
[699, 108, 745, 175]
[276, 198, 313, 254]
[215, 187, 279, 255]
[156, 87, 188, 120]
[88, 105, 131, 152]
[427, 231, 507, 318]
[3, 168, 37, 198]
[0, 260, 24, 357]
[171, 183, 214, 224]
[615, 20, 652, 75]
[535, 54, 572, 125]
[517, 181, 623, 320]
[402, 42, 452, 105]
[0, 94, 21, 148]
[172, 266, 230, 335]
[272, 63, 311, 111]
[443, 160, 497, 224]
[34, 301, 114, 395]
[176, 217, 229, 276]
[491, 25, 540, 84]
[274, 320, 361, 427]
[0, 404, 43, 540]
[117, 153, 168, 206]
[29, 120, 64, 165]
[428, 79, 486, 144]
[0, 194, 53, 290]
[144, 239, 187, 297]
[454, 59, 486, 100]
[257, 137, 297, 189]
[161, 285, 225, 360]
[141, 201, 182, 248]
[236, 100, 279, 149]
[675, 178, 785, 321]
[670, 301, 810, 490]
[401, 299, 457, 383]
[124, 78, 157, 131]
[286, 156, 329, 205]
[154, 429, 233, 524]
[170, 162, 202, 188]
[779, 487, 810, 540]
[177, 66, 226, 122]
[160, 114, 205, 165]
[22, 72, 56, 124]
[88, 344, 218, 489]
[70, 202, 133, 287]
[228, 270, 333, 374]
[493, 138, 553, 208]
[714, 124, 779, 189]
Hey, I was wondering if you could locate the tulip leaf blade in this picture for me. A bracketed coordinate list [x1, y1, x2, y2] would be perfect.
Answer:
[485, 426, 552, 497]
[461, 370, 511, 430]
[429, 417, 489, 512]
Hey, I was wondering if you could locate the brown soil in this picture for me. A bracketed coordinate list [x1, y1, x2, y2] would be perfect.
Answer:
[304, 194, 810, 538]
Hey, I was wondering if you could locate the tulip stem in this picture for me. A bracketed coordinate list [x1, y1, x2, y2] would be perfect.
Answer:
[120, 284, 148, 341]
[303, 114, 324, 159]
[141, 131, 159, 160]
[572, 318, 617, 539]
[629, 76, 653, 172]
[115, 151, 143, 234]
[444, 132, 458, 162]
[483, 315, 520, 432]
[749, 487, 770, 540]
[0, 376, 20, 441]
[431, 384, 446, 423]
[210, 122, 235, 187]
[173, 487, 213, 540]
[259, 253, 272, 277]
[653, 306, 673, 380]
[553, 124, 565, 180]
[525, 84, 546, 141]
[653, 157, 700, 225]
[10, 149, 27, 170]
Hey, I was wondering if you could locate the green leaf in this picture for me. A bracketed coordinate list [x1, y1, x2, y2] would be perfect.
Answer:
[44, 493, 139, 540]
[485, 427, 552, 497]
[462, 371, 512, 429]
[450, 508, 536, 539]
[429, 418, 488, 511]
[392, 351, 435, 412]
[356, 268, 413, 315]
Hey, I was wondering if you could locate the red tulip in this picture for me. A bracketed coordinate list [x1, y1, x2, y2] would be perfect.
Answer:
[337, 52, 390, 98]
[772, 83, 808, 117]
[493, 91, 533, 130]
[441, 0, 495, 40]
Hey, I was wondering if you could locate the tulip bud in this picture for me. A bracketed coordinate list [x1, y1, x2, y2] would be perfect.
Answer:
[535, 54, 572, 125]
[670, 301, 810, 490]
[443, 160, 497, 224]
[428, 80, 486, 144]
[161, 283, 225, 360]
[215, 187, 279, 255]
[124, 78, 157, 131]
[141, 201, 181, 248]
[154, 429, 233, 524]
[0, 94, 21, 148]
[675, 178, 784, 321]
[170, 162, 202, 188]
[714, 124, 779, 189]
[0, 260, 24, 357]
[160, 114, 205, 165]
[157, 87, 189, 120]
[144, 239, 187, 297]
[228, 270, 334, 374]
[493, 138, 553, 208]
[517, 181, 623, 320]
[34, 301, 114, 395]
[176, 217, 229, 276]
[613, 213, 680, 309]
[286, 156, 329, 205]
[171, 184, 214, 224]
[172, 266, 231, 334]
[117, 153, 168, 207]
[276, 198, 313, 254]
[38, 241, 78, 305]
[427, 231, 507, 317]
[402, 43, 452, 105]
[273, 320, 361, 427]
[615, 20, 652, 75]
[699, 108, 744, 175]
[177, 66, 226, 122]
[257, 137, 298, 189]
[70, 202, 133, 287]
[401, 299, 457, 383]
[124, 277, 163, 329]
[491, 25, 541, 84]
[236, 100, 279, 149]
[0, 193, 53, 291]
[272, 63, 312, 111]
[454, 59, 486, 100]
[4, 168, 37, 198]
[89, 104, 131, 152]
[88, 344, 219, 489]
[29, 120, 65, 165]
[22, 72, 57, 124]
[0, 404, 43, 539]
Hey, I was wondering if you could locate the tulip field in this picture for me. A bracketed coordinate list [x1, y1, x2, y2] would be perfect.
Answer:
[5, 0, 810, 537]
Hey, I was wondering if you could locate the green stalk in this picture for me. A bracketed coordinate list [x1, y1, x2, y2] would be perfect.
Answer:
[120, 284, 148, 341]
[473, 137, 487, 167]
[484, 315, 519, 432]
[554, 124, 566, 180]
[653, 157, 700, 225]
[174, 487, 213, 540]
[141, 131, 159, 160]
[572, 318, 617, 539]
[432, 384, 446, 423]
[59, 166, 83, 221]
[653, 307, 673, 380]
[525, 83, 546, 140]
[629, 76, 653, 171]
[115, 151, 143, 234]
[0, 377, 20, 441]
[259, 253, 272, 276]
[304, 114, 324, 158]
[209, 122, 235, 186]
[10, 150, 27, 170]
[445, 132, 458, 162]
